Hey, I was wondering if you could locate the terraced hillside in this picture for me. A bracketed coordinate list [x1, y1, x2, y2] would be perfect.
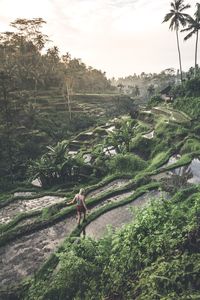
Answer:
[0, 103, 200, 300]
[31, 89, 131, 117]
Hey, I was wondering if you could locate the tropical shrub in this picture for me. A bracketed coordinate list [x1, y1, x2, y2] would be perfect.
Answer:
[135, 253, 200, 299]
[88, 144, 109, 178]
[108, 153, 147, 174]
[28, 141, 85, 187]
[152, 120, 187, 157]
[105, 119, 138, 153]
[130, 135, 155, 160]
[148, 95, 163, 107]
[193, 124, 200, 136]
[180, 138, 200, 154]
[184, 77, 200, 97]
[171, 77, 200, 98]
[149, 151, 168, 169]
[173, 97, 200, 119]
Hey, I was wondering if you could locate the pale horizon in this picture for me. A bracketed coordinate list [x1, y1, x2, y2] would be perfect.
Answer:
[0, 0, 197, 78]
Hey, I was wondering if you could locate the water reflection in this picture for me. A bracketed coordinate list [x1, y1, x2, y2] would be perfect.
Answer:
[172, 158, 200, 184]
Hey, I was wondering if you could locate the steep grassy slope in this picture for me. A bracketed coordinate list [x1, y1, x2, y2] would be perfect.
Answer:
[24, 186, 200, 300]
[0, 100, 199, 300]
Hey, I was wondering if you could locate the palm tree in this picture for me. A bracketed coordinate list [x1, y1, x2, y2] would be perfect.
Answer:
[181, 3, 200, 76]
[147, 84, 155, 97]
[29, 140, 85, 186]
[163, 0, 191, 82]
[105, 119, 138, 154]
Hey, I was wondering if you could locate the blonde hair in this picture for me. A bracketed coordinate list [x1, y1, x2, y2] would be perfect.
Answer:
[79, 188, 85, 195]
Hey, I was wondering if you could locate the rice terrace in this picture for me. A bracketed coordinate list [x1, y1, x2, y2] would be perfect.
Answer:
[0, 0, 200, 299]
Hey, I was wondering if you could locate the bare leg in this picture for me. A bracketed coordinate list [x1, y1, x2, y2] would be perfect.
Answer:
[77, 212, 81, 226]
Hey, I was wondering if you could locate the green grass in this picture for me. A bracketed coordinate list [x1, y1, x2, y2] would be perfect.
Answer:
[22, 186, 200, 300]
[1, 97, 200, 299]
[180, 138, 200, 155]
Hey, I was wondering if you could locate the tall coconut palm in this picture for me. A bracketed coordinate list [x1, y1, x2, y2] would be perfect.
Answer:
[181, 3, 200, 76]
[163, 0, 191, 82]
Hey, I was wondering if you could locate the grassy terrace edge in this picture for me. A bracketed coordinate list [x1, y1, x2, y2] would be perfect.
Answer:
[1, 145, 199, 247]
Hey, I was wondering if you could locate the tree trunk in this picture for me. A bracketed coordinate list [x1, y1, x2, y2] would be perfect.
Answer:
[195, 30, 199, 77]
[34, 78, 38, 104]
[2, 82, 14, 182]
[176, 29, 183, 82]
[66, 83, 72, 121]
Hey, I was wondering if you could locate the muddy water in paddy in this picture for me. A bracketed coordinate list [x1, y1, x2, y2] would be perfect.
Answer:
[0, 216, 77, 287]
[0, 195, 65, 224]
[89, 191, 134, 210]
[0, 180, 134, 287]
[84, 190, 163, 240]
[88, 179, 130, 198]
[0, 179, 130, 225]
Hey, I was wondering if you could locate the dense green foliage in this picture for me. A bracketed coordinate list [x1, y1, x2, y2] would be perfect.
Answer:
[1, 77, 200, 300]
[0, 19, 138, 189]
[180, 138, 200, 154]
[0, 19, 113, 94]
[25, 187, 200, 300]
[112, 68, 176, 100]
[1, 5, 200, 299]
[173, 96, 200, 119]
[28, 118, 147, 187]
[108, 153, 148, 173]
[28, 141, 85, 187]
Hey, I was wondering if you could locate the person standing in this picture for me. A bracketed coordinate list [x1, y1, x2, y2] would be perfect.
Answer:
[67, 188, 87, 226]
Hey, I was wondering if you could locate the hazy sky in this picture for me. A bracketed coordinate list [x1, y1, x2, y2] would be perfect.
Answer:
[0, 0, 197, 78]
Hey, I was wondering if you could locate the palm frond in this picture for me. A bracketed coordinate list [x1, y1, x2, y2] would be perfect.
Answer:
[195, 3, 200, 19]
[184, 30, 196, 41]
[181, 25, 195, 32]
[185, 16, 197, 24]
[175, 0, 185, 10]
[181, 13, 192, 21]
[168, 16, 176, 30]
[180, 4, 191, 12]
[181, 12, 192, 17]
[163, 0, 191, 32]
[169, 17, 177, 30]
[170, 2, 176, 10]
[163, 12, 174, 23]
[178, 15, 187, 27]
